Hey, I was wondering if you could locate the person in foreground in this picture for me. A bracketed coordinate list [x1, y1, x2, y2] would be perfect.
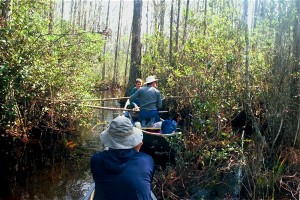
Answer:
[129, 75, 162, 127]
[90, 116, 155, 200]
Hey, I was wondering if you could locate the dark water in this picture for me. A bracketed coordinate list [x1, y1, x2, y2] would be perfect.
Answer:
[0, 90, 125, 200]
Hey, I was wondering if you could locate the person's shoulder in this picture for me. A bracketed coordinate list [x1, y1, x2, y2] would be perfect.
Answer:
[90, 152, 105, 162]
[136, 152, 154, 161]
[151, 87, 160, 93]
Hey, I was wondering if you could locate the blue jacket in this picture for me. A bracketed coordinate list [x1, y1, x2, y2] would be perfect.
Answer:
[90, 149, 155, 200]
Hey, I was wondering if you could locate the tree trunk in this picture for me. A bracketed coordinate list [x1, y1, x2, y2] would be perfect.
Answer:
[61, 0, 64, 29]
[175, 0, 181, 53]
[71, 0, 77, 32]
[124, 26, 132, 85]
[1, 0, 11, 28]
[293, 0, 300, 146]
[96, 0, 103, 33]
[113, 0, 123, 86]
[182, 0, 189, 47]
[243, 0, 265, 145]
[77, 0, 82, 27]
[159, 0, 165, 37]
[102, 0, 110, 81]
[83, 0, 87, 30]
[125, 0, 142, 97]
[169, 0, 174, 66]
[49, 0, 54, 34]
[203, 0, 207, 35]
[158, 0, 165, 56]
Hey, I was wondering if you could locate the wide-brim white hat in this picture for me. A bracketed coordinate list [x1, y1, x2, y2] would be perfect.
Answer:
[100, 116, 143, 149]
[144, 76, 158, 85]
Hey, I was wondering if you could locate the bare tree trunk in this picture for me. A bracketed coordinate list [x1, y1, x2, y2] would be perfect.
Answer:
[83, 0, 87, 30]
[252, 0, 259, 29]
[125, 0, 142, 97]
[203, 0, 207, 35]
[113, 0, 123, 86]
[175, 0, 181, 53]
[77, 0, 82, 27]
[61, 0, 64, 29]
[102, 0, 110, 81]
[49, 0, 54, 34]
[96, 0, 103, 33]
[144, 0, 149, 54]
[124, 26, 132, 86]
[169, 0, 174, 66]
[71, 0, 77, 32]
[159, 0, 165, 37]
[293, 0, 300, 146]
[158, 0, 165, 57]
[182, 0, 189, 47]
[1, 0, 11, 28]
[243, 0, 265, 145]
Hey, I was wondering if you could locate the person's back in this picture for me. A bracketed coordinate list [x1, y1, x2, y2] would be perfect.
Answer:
[133, 86, 162, 111]
[129, 76, 162, 127]
[90, 116, 155, 200]
[91, 149, 154, 200]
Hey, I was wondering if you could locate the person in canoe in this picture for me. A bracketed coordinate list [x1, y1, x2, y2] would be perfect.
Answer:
[129, 78, 143, 108]
[90, 116, 155, 200]
[129, 75, 162, 127]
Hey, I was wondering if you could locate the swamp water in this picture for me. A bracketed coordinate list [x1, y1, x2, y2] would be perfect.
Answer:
[0, 90, 124, 200]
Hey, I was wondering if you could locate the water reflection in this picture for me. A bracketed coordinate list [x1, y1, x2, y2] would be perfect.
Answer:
[2, 90, 125, 200]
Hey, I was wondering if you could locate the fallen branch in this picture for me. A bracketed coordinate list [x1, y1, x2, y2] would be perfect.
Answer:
[84, 105, 168, 113]
[35, 95, 197, 103]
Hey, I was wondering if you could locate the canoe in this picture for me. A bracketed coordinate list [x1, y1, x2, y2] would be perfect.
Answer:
[123, 99, 182, 168]
[139, 127, 182, 169]
[84, 183, 95, 200]
[84, 184, 157, 200]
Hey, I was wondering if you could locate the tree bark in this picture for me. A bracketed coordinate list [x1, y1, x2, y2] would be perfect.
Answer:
[293, 0, 300, 146]
[125, 0, 143, 97]
[182, 0, 189, 47]
[175, 0, 181, 53]
[124, 26, 132, 85]
[203, 0, 207, 35]
[159, 0, 165, 37]
[61, 0, 64, 28]
[169, 0, 174, 66]
[102, 0, 110, 81]
[113, 0, 123, 86]
[49, 0, 54, 34]
[1, 0, 11, 28]
[243, 0, 265, 145]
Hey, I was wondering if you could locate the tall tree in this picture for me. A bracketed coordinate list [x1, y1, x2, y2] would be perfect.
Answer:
[169, 0, 174, 66]
[182, 0, 189, 47]
[203, 0, 207, 35]
[175, 0, 181, 52]
[61, 0, 64, 28]
[102, 0, 110, 81]
[293, 0, 300, 145]
[77, 0, 82, 27]
[124, 26, 132, 85]
[244, 0, 264, 145]
[125, 0, 143, 97]
[1, 0, 11, 28]
[113, 0, 123, 86]
[159, 0, 165, 37]
[49, 0, 54, 34]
